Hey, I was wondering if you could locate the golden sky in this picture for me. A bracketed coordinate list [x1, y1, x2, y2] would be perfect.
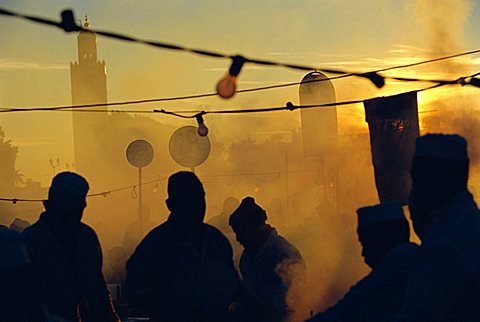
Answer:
[1, 0, 480, 185]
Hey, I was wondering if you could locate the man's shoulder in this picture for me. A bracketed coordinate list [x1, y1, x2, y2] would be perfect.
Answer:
[136, 221, 172, 246]
[143, 219, 168, 234]
[78, 222, 98, 236]
[205, 223, 228, 239]
[22, 218, 44, 239]
[377, 242, 419, 273]
[205, 223, 232, 250]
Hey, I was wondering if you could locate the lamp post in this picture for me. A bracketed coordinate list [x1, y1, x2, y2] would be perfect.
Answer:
[126, 139, 154, 232]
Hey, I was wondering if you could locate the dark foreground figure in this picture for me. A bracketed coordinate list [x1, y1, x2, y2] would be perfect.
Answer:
[396, 134, 480, 321]
[307, 203, 418, 322]
[0, 227, 46, 322]
[23, 172, 119, 322]
[230, 197, 306, 321]
[125, 171, 243, 322]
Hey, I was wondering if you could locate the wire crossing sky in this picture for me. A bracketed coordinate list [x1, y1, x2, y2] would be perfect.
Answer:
[0, 71, 478, 116]
[1, 5, 480, 99]
[1, 0, 479, 186]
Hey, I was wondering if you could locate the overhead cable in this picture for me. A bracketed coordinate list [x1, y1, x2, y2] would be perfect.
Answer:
[2, 6, 480, 94]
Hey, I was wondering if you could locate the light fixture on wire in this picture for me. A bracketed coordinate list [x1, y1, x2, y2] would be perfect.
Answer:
[216, 55, 246, 99]
[195, 113, 209, 137]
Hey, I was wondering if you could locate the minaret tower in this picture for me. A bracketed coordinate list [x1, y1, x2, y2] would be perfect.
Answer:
[70, 16, 108, 175]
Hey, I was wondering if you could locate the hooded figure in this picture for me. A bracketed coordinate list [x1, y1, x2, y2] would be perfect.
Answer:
[230, 197, 306, 321]
[125, 171, 240, 322]
[307, 203, 418, 322]
[22, 172, 119, 322]
[396, 134, 480, 321]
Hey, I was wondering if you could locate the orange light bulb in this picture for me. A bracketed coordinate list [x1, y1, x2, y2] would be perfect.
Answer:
[216, 74, 237, 99]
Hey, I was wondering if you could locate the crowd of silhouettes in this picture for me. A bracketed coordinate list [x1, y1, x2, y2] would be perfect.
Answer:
[1, 133, 480, 321]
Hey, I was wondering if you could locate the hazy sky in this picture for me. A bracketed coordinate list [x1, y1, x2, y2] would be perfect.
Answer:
[1, 0, 480, 185]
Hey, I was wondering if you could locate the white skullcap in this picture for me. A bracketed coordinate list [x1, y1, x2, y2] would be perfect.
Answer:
[9, 218, 30, 233]
[414, 134, 467, 161]
[357, 202, 405, 228]
[0, 228, 30, 271]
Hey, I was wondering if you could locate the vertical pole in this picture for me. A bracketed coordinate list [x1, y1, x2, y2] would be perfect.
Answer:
[285, 150, 289, 217]
[139, 166, 143, 233]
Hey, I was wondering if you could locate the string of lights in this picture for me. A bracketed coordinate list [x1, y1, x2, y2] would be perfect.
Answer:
[0, 7, 390, 89]
[0, 177, 166, 204]
[0, 169, 319, 204]
[161, 76, 477, 137]
[157, 75, 478, 118]
[1, 72, 478, 116]
[0, 72, 476, 114]
[1, 7, 480, 100]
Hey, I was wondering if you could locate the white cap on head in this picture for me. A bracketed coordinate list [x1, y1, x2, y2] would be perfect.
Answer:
[0, 228, 30, 271]
[414, 134, 467, 161]
[9, 218, 30, 233]
[357, 202, 405, 228]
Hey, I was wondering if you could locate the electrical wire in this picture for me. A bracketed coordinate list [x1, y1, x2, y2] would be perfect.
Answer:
[0, 7, 379, 78]
[1, 72, 476, 116]
[0, 71, 477, 114]
[1, 6, 480, 105]
[0, 177, 166, 203]
[0, 69, 478, 114]
[153, 75, 479, 118]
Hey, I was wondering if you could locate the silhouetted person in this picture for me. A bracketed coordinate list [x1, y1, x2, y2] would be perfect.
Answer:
[396, 134, 480, 321]
[122, 204, 156, 256]
[0, 228, 46, 322]
[125, 171, 240, 322]
[208, 196, 240, 233]
[22, 172, 119, 322]
[209, 196, 242, 267]
[307, 203, 418, 322]
[229, 197, 306, 321]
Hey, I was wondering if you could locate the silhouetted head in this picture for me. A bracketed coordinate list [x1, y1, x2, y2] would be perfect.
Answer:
[223, 197, 240, 216]
[229, 197, 268, 251]
[166, 171, 206, 226]
[409, 134, 469, 239]
[357, 203, 410, 269]
[44, 172, 89, 229]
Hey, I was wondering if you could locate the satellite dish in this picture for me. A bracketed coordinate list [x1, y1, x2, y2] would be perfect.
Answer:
[169, 126, 210, 168]
[126, 139, 154, 168]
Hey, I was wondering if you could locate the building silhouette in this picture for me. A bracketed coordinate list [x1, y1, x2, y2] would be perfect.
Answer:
[70, 16, 108, 178]
[299, 71, 338, 211]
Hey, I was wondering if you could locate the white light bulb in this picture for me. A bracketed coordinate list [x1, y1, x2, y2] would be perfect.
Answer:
[198, 123, 209, 136]
[216, 74, 237, 99]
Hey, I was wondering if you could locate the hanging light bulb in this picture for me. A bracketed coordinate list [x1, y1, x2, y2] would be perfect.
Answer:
[216, 55, 245, 99]
[195, 113, 209, 137]
[216, 74, 237, 99]
[198, 123, 209, 137]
